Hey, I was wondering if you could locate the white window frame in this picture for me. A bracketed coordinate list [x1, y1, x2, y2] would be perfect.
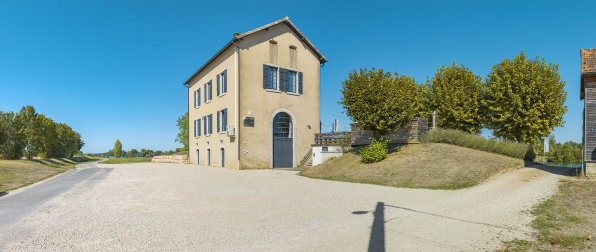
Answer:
[206, 80, 212, 104]
[218, 108, 226, 134]
[218, 71, 226, 97]
[287, 67, 300, 96]
[266, 63, 281, 93]
[194, 87, 200, 109]
[205, 115, 212, 136]
[194, 117, 201, 138]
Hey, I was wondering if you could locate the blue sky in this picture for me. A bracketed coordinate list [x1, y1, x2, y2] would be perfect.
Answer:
[0, 0, 593, 153]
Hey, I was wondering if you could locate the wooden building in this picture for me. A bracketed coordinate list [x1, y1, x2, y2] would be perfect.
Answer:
[581, 48, 596, 174]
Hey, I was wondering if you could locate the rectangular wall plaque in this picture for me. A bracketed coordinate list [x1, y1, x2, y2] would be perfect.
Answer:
[244, 117, 254, 127]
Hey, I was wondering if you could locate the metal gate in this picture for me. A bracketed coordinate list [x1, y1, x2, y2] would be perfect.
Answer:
[273, 137, 293, 168]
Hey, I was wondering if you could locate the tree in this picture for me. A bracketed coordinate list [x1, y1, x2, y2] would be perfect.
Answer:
[0, 111, 26, 160]
[129, 149, 138, 157]
[339, 68, 419, 140]
[112, 139, 123, 158]
[421, 62, 485, 134]
[484, 51, 567, 144]
[18, 106, 41, 159]
[175, 112, 189, 151]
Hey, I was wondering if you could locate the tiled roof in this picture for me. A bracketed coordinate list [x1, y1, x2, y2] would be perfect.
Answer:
[183, 17, 327, 85]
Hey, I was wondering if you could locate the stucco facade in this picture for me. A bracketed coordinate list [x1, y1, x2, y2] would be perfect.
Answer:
[185, 17, 326, 169]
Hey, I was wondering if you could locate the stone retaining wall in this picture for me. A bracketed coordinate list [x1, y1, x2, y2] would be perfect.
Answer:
[151, 155, 189, 164]
[351, 118, 429, 145]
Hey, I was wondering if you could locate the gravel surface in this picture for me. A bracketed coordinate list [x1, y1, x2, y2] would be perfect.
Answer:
[0, 161, 569, 251]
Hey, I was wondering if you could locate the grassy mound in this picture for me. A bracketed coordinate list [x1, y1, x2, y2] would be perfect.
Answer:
[0, 157, 99, 192]
[300, 143, 523, 190]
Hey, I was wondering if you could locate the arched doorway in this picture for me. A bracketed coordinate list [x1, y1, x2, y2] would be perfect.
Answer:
[273, 112, 293, 168]
[196, 149, 200, 165]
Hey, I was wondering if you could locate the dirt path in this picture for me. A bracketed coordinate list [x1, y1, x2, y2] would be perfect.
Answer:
[0, 163, 569, 251]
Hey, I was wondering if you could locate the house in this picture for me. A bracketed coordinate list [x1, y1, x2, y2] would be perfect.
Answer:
[183, 17, 327, 169]
[581, 48, 596, 174]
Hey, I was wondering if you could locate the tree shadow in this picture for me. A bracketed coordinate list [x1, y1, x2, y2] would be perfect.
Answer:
[28, 159, 59, 165]
[525, 164, 578, 176]
[0, 192, 7, 197]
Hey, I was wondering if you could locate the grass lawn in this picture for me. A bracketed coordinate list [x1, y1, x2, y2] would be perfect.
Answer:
[501, 179, 596, 251]
[98, 158, 152, 164]
[300, 143, 524, 190]
[0, 156, 100, 193]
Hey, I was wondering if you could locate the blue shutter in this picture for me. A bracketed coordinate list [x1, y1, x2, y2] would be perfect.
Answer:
[223, 108, 228, 131]
[204, 83, 207, 102]
[223, 70, 227, 93]
[217, 111, 220, 133]
[198, 119, 201, 136]
[194, 91, 197, 108]
[209, 80, 213, 101]
[217, 75, 220, 96]
[209, 114, 213, 134]
[263, 65, 269, 89]
[194, 120, 197, 137]
[198, 88, 201, 106]
[203, 116, 206, 135]
[298, 72, 303, 94]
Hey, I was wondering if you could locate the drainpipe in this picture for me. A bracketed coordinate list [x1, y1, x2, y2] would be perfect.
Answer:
[233, 39, 240, 170]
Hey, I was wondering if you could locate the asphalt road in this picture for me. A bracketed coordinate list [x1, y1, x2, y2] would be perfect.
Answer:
[0, 161, 569, 251]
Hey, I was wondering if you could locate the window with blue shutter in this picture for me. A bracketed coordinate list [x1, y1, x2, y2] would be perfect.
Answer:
[223, 108, 227, 132]
[217, 74, 220, 96]
[217, 111, 220, 133]
[194, 91, 197, 108]
[209, 114, 213, 135]
[289, 71, 296, 93]
[209, 80, 213, 101]
[298, 72, 303, 94]
[223, 70, 227, 93]
[194, 120, 197, 137]
[203, 116, 206, 135]
[198, 118, 201, 136]
[198, 88, 201, 106]
[263, 65, 269, 89]
[204, 83, 207, 102]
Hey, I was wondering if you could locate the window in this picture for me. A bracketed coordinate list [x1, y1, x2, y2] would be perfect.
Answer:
[203, 114, 213, 136]
[288, 71, 296, 93]
[217, 70, 227, 97]
[322, 147, 328, 152]
[194, 118, 201, 138]
[273, 112, 292, 138]
[194, 88, 201, 108]
[268, 66, 278, 90]
[217, 108, 228, 133]
[204, 80, 212, 103]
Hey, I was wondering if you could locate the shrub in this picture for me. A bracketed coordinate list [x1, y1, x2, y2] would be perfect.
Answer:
[420, 128, 535, 160]
[359, 138, 388, 163]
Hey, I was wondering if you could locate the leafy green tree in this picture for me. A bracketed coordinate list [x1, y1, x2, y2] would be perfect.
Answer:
[176, 112, 189, 151]
[36, 115, 58, 158]
[421, 62, 485, 134]
[106, 149, 114, 157]
[112, 139, 123, 158]
[129, 149, 138, 157]
[484, 51, 567, 144]
[0, 111, 26, 160]
[339, 68, 419, 140]
[18, 106, 41, 159]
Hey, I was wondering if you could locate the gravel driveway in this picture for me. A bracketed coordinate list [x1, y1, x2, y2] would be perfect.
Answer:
[0, 161, 569, 251]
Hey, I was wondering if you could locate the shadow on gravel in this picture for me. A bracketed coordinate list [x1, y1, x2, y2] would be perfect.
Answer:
[0, 192, 7, 198]
[525, 164, 577, 176]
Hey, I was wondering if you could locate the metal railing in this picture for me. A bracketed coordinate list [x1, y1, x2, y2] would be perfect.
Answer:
[300, 148, 313, 166]
[314, 132, 351, 145]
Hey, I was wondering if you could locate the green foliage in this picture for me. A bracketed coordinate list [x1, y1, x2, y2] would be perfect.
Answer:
[420, 61, 485, 134]
[112, 139, 123, 158]
[339, 68, 419, 140]
[483, 51, 567, 144]
[0, 111, 26, 160]
[420, 128, 535, 160]
[176, 112, 189, 151]
[534, 136, 583, 163]
[359, 138, 388, 163]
